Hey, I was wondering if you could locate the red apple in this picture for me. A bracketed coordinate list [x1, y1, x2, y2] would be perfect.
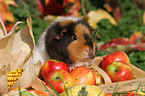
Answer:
[105, 61, 133, 82]
[41, 59, 69, 78]
[101, 51, 130, 70]
[70, 67, 96, 85]
[44, 69, 74, 94]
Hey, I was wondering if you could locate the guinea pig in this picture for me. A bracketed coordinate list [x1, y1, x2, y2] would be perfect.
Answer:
[33, 17, 96, 67]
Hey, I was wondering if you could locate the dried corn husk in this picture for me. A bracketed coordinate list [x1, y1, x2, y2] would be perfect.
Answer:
[0, 18, 7, 37]
[0, 65, 8, 94]
[0, 17, 42, 94]
[8, 58, 41, 91]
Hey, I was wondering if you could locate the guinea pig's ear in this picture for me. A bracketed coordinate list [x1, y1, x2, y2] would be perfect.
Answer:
[54, 29, 67, 40]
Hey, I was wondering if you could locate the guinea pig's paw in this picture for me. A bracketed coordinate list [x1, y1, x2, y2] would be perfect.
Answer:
[71, 61, 87, 67]
[69, 66, 77, 72]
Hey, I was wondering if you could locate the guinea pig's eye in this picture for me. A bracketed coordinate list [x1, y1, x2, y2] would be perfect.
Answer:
[72, 34, 77, 40]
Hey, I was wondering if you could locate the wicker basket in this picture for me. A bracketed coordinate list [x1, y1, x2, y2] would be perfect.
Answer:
[89, 57, 145, 94]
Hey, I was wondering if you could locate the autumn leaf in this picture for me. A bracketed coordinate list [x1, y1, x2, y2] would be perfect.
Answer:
[5, 23, 16, 33]
[104, 3, 113, 12]
[5, 0, 18, 7]
[100, 38, 130, 50]
[0, 0, 17, 33]
[129, 31, 143, 43]
[36, 0, 66, 15]
[103, 0, 123, 22]
[65, 0, 80, 17]
[87, 9, 117, 29]
[0, 0, 15, 23]
[99, 32, 145, 53]
[106, 45, 137, 53]
[113, 7, 123, 22]
[131, 43, 145, 51]
[35, 0, 80, 17]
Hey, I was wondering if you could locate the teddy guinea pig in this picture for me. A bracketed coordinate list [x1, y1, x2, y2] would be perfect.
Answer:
[33, 17, 96, 67]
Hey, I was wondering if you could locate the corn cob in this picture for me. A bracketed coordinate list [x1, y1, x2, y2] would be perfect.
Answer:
[7, 68, 23, 88]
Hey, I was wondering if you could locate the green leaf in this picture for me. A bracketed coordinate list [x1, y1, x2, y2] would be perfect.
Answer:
[42, 82, 55, 96]
[63, 82, 69, 96]
[112, 81, 119, 96]
[44, 76, 60, 96]
[135, 82, 141, 96]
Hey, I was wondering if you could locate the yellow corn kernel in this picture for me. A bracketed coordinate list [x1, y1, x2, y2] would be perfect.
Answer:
[7, 68, 23, 88]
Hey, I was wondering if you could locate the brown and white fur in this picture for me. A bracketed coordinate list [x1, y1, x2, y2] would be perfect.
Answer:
[33, 17, 96, 67]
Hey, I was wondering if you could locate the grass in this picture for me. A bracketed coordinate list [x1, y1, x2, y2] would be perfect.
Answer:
[44, 77, 60, 96]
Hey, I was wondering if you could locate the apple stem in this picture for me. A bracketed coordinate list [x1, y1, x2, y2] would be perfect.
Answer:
[56, 76, 61, 80]
[115, 69, 118, 72]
